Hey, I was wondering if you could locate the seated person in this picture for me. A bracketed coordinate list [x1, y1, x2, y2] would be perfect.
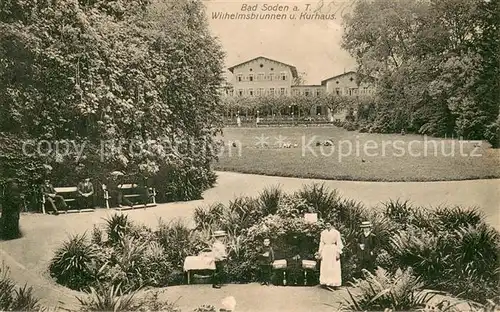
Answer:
[77, 177, 95, 209]
[41, 179, 67, 215]
[137, 177, 151, 206]
[107, 174, 134, 208]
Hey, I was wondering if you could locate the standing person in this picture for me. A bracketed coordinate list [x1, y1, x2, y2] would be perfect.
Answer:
[41, 179, 67, 215]
[317, 222, 344, 290]
[257, 238, 275, 285]
[211, 230, 228, 289]
[357, 221, 377, 274]
[0, 179, 23, 239]
[236, 116, 241, 127]
[77, 177, 94, 209]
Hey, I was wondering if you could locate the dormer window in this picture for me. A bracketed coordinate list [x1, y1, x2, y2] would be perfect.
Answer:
[350, 77, 354, 82]
[260, 64, 264, 68]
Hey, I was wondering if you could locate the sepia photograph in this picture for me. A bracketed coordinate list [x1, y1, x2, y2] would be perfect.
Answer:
[0, 0, 499, 311]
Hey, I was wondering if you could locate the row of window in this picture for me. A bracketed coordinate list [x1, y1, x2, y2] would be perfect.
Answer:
[334, 87, 375, 96]
[231, 87, 288, 96]
[292, 89, 323, 96]
[236, 72, 288, 82]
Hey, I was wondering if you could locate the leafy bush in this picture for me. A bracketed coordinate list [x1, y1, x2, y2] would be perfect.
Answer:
[48, 184, 500, 304]
[105, 214, 132, 245]
[433, 206, 484, 230]
[345, 267, 439, 311]
[296, 183, 339, 219]
[159, 165, 217, 202]
[77, 283, 140, 312]
[257, 185, 284, 216]
[0, 264, 42, 311]
[49, 234, 101, 290]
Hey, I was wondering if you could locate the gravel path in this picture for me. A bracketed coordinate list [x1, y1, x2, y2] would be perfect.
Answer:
[1, 172, 498, 311]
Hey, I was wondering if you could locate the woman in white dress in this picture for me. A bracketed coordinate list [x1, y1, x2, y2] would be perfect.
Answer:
[317, 222, 344, 290]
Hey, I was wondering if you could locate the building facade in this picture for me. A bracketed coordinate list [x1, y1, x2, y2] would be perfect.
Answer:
[321, 71, 376, 97]
[227, 56, 298, 97]
[290, 85, 325, 97]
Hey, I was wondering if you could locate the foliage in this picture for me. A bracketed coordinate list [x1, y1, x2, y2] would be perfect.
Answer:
[77, 283, 140, 312]
[49, 185, 500, 304]
[220, 94, 359, 117]
[345, 267, 440, 311]
[0, 0, 224, 209]
[342, 0, 499, 145]
[49, 233, 102, 290]
[0, 263, 42, 311]
[105, 214, 133, 245]
[257, 185, 283, 216]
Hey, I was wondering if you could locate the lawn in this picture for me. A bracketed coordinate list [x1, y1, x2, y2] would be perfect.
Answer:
[214, 127, 500, 182]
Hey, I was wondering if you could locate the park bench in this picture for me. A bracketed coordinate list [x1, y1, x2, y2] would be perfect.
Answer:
[41, 186, 95, 214]
[103, 183, 157, 211]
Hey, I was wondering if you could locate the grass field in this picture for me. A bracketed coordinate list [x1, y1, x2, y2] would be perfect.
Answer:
[214, 127, 500, 182]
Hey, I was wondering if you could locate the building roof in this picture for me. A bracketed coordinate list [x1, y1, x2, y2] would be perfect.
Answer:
[228, 56, 298, 78]
[321, 71, 376, 85]
[320, 71, 358, 85]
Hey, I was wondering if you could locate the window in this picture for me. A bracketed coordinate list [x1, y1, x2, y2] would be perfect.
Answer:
[316, 89, 321, 96]
[269, 73, 274, 81]
[238, 89, 244, 96]
[280, 72, 287, 81]
[316, 105, 322, 115]
[305, 89, 310, 96]
[293, 89, 300, 95]
[258, 73, 265, 81]
[335, 88, 341, 95]
[269, 88, 275, 95]
[260, 64, 264, 68]
[249, 74, 254, 82]
[237, 74, 243, 82]
[280, 88, 286, 95]
[248, 88, 254, 96]
[258, 88, 265, 96]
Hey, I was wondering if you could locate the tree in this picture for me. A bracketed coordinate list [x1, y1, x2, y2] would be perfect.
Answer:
[0, 0, 224, 204]
[342, 0, 500, 142]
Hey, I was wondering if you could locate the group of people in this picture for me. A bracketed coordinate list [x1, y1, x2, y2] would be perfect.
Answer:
[42, 173, 150, 215]
[207, 220, 377, 290]
[42, 178, 95, 215]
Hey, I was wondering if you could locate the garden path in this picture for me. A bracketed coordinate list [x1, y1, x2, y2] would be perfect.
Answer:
[0, 171, 499, 310]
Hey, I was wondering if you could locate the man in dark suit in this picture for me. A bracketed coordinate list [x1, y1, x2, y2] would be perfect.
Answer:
[357, 221, 378, 274]
[41, 179, 67, 215]
[77, 177, 95, 209]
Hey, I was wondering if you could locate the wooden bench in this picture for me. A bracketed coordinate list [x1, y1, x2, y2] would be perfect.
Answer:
[103, 183, 157, 211]
[41, 187, 95, 214]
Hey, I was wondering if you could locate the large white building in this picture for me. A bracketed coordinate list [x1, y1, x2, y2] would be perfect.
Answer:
[227, 56, 298, 97]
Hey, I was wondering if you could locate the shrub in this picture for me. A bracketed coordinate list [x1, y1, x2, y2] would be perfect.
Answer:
[105, 214, 132, 245]
[194, 203, 224, 230]
[221, 197, 262, 236]
[156, 220, 203, 270]
[345, 267, 440, 311]
[77, 283, 140, 312]
[49, 234, 101, 290]
[296, 183, 339, 220]
[257, 185, 284, 216]
[433, 206, 484, 230]
[159, 165, 217, 202]
[0, 264, 42, 311]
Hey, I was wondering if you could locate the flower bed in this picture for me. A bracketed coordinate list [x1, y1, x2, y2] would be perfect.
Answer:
[49, 184, 500, 305]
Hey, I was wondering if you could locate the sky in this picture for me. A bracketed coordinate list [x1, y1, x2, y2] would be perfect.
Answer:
[204, 0, 358, 84]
